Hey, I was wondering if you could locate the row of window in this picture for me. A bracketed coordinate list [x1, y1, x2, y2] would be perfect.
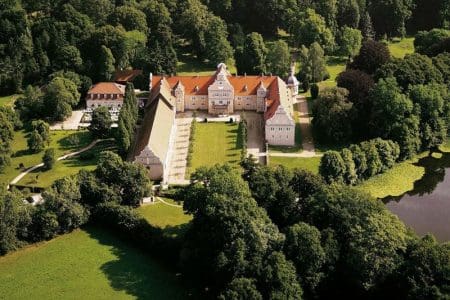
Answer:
[88, 93, 122, 100]
[270, 127, 292, 131]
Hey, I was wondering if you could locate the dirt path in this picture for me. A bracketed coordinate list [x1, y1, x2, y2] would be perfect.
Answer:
[296, 96, 317, 157]
[8, 139, 111, 188]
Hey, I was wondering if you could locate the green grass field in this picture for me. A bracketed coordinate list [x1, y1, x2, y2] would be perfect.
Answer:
[18, 140, 116, 188]
[357, 152, 429, 199]
[0, 94, 20, 107]
[0, 130, 94, 187]
[137, 198, 192, 238]
[177, 53, 237, 76]
[0, 227, 187, 299]
[388, 37, 415, 58]
[269, 156, 321, 174]
[188, 122, 242, 175]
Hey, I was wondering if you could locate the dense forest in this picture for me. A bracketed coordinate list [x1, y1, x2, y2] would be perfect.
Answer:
[1, 0, 450, 299]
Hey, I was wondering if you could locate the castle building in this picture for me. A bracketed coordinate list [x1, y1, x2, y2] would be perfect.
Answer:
[134, 63, 297, 181]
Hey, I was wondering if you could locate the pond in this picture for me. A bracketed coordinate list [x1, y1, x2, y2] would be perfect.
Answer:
[384, 152, 450, 242]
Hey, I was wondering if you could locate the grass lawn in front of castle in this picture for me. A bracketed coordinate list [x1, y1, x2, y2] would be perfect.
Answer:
[188, 122, 242, 176]
[269, 156, 321, 174]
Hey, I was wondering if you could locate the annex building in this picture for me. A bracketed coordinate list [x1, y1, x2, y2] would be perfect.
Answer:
[134, 63, 297, 181]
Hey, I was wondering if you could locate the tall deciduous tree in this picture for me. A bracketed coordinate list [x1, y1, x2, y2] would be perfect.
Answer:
[266, 40, 291, 78]
[236, 32, 267, 75]
[0, 111, 14, 171]
[89, 106, 112, 138]
[339, 26, 362, 59]
[367, 0, 414, 38]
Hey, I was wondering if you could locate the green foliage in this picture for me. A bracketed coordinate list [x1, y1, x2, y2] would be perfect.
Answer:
[377, 53, 444, 90]
[43, 77, 80, 121]
[433, 52, 450, 83]
[112, 5, 147, 33]
[31, 120, 50, 144]
[219, 277, 262, 300]
[42, 148, 56, 170]
[0, 111, 13, 171]
[266, 40, 291, 77]
[97, 45, 116, 81]
[312, 87, 353, 144]
[89, 106, 112, 138]
[115, 83, 138, 155]
[289, 8, 335, 52]
[298, 43, 329, 86]
[367, 0, 414, 38]
[310, 83, 319, 99]
[204, 16, 234, 65]
[350, 40, 391, 75]
[319, 151, 346, 183]
[339, 26, 362, 58]
[27, 130, 45, 153]
[414, 29, 450, 55]
[236, 32, 267, 75]
[284, 222, 326, 294]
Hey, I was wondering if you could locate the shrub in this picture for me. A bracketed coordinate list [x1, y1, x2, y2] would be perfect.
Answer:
[42, 148, 56, 170]
[319, 151, 346, 183]
[310, 84, 319, 99]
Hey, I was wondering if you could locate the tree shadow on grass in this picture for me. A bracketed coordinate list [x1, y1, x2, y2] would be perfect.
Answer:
[84, 226, 188, 300]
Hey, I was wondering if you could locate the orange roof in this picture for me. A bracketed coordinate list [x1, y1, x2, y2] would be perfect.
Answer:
[151, 75, 278, 96]
[88, 82, 125, 95]
[114, 69, 143, 82]
[264, 79, 281, 120]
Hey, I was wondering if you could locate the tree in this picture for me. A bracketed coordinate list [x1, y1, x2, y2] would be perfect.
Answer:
[360, 11, 375, 40]
[340, 148, 357, 185]
[204, 16, 234, 65]
[219, 278, 263, 300]
[43, 77, 80, 121]
[369, 77, 420, 159]
[0, 111, 14, 171]
[312, 87, 353, 143]
[391, 235, 450, 299]
[433, 52, 450, 83]
[53, 45, 83, 72]
[42, 148, 56, 170]
[259, 251, 303, 299]
[289, 8, 335, 52]
[31, 120, 50, 145]
[367, 0, 414, 38]
[409, 84, 448, 150]
[14, 86, 44, 121]
[339, 26, 362, 59]
[89, 106, 112, 138]
[350, 40, 391, 75]
[378, 53, 444, 90]
[0, 189, 33, 255]
[337, 69, 375, 138]
[97, 45, 116, 82]
[112, 5, 148, 33]
[266, 40, 291, 78]
[236, 32, 267, 75]
[319, 151, 346, 183]
[284, 222, 326, 294]
[348, 144, 367, 179]
[337, 0, 360, 28]
[27, 130, 45, 153]
[298, 43, 328, 88]
[414, 29, 450, 55]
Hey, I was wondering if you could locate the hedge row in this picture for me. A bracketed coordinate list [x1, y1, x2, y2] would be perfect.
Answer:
[320, 138, 400, 184]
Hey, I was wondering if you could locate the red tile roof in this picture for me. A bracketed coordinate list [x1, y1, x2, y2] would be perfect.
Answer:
[150, 75, 278, 96]
[114, 69, 143, 83]
[87, 82, 125, 95]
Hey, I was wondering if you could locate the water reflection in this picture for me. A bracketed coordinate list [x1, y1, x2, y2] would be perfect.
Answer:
[384, 152, 450, 242]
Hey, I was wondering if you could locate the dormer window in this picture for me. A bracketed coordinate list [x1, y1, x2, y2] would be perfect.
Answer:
[194, 86, 199, 92]
[243, 85, 248, 91]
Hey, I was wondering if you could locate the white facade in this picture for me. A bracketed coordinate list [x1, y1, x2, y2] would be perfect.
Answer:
[265, 105, 296, 146]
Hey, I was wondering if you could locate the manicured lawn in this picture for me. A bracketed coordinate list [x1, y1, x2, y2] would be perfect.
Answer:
[0, 227, 187, 299]
[269, 156, 321, 174]
[137, 198, 192, 238]
[188, 122, 242, 175]
[388, 37, 415, 58]
[0, 94, 20, 107]
[357, 152, 428, 199]
[18, 140, 116, 188]
[0, 130, 93, 187]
